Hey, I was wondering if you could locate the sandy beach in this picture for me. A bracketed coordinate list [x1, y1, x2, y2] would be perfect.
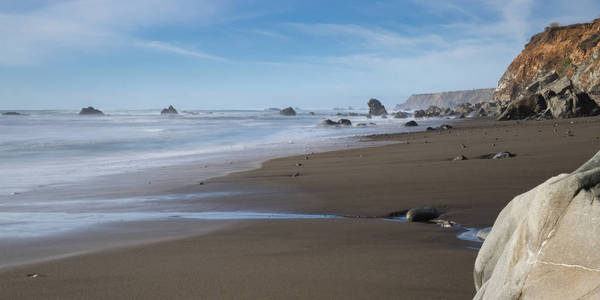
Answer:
[1, 117, 600, 299]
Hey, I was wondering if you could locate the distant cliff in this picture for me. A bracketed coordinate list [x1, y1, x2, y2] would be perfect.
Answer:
[495, 19, 600, 104]
[397, 88, 494, 110]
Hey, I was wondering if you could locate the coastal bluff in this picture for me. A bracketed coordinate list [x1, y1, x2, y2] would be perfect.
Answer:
[493, 19, 600, 120]
[474, 150, 600, 299]
[397, 88, 494, 110]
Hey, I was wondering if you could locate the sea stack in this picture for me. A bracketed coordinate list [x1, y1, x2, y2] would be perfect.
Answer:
[280, 107, 296, 116]
[367, 98, 387, 116]
[474, 150, 600, 299]
[79, 106, 104, 115]
[160, 105, 178, 115]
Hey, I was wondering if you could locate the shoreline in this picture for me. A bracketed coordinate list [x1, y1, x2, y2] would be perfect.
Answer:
[0, 119, 457, 270]
[2, 116, 600, 298]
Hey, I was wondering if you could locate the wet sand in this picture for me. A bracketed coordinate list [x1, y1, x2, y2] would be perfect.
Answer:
[1, 117, 600, 299]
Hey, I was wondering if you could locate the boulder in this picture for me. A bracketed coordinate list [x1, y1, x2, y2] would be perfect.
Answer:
[453, 155, 468, 161]
[440, 124, 453, 130]
[474, 150, 600, 299]
[280, 107, 296, 116]
[79, 106, 104, 115]
[413, 110, 426, 118]
[367, 98, 387, 116]
[320, 119, 337, 126]
[424, 105, 442, 117]
[337, 119, 352, 126]
[393, 111, 410, 118]
[406, 207, 440, 223]
[160, 105, 178, 115]
[404, 120, 418, 127]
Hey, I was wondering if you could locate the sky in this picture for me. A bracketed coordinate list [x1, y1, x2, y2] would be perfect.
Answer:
[0, 0, 599, 110]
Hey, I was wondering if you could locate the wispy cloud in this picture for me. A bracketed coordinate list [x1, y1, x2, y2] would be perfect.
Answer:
[287, 22, 445, 50]
[249, 29, 289, 40]
[0, 0, 230, 65]
[138, 41, 229, 61]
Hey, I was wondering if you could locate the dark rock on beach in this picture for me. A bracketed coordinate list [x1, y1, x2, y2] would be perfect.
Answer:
[280, 107, 296, 116]
[79, 106, 104, 115]
[406, 207, 441, 223]
[161, 105, 179, 115]
[404, 120, 418, 127]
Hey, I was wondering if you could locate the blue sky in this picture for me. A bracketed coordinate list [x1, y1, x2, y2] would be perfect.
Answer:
[0, 0, 598, 110]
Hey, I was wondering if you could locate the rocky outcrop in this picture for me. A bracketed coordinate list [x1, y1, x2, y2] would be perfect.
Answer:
[79, 106, 104, 115]
[280, 107, 296, 116]
[494, 19, 600, 120]
[474, 150, 600, 299]
[337, 119, 352, 126]
[367, 98, 387, 116]
[497, 71, 599, 120]
[404, 120, 418, 127]
[160, 105, 178, 115]
[398, 88, 495, 110]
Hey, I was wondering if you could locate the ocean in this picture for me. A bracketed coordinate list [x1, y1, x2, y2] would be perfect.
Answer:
[0, 108, 448, 195]
[0, 108, 451, 243]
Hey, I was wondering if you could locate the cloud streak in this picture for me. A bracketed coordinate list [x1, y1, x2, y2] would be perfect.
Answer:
[0, 0, 229, 65]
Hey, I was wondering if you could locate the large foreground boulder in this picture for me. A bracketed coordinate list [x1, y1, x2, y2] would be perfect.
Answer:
[474, 150, 600, 299]
[161, 105, 178, 115]
[280, 107, 296, 116]
[79, 106, 104, 115]
[367, 98, 387, 116]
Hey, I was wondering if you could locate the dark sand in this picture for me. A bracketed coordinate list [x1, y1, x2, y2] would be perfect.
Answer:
[1, 117, 599, 299]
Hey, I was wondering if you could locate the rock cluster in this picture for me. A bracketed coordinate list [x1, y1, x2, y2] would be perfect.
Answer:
[474, 150, 600, 299]
[1, 112, 24, 116]
[79, 106, 104, 115]
[320, 119, 352, 126]
[160, 105, 179, 115]
[497, 71, 599, 120]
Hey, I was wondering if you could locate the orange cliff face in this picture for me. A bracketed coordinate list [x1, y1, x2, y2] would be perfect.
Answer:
[494, 19, 600, 103]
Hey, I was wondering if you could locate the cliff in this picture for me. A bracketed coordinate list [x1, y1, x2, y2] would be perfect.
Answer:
[495, 18, 600, 104]
[397, 88, 494, 110]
